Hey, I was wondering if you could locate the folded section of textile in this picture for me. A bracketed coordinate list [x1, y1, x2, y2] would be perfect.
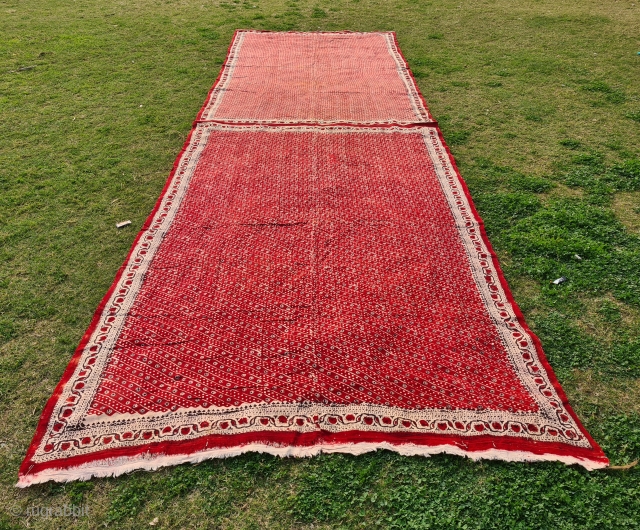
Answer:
[18, 32, 607, 487]
[197, 31, 432, 124]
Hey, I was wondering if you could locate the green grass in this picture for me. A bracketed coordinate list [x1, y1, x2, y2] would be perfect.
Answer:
[1, 0, 639, 527]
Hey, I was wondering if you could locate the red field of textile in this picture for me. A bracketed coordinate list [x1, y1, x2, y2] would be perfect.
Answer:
[18, 31, 607, 486]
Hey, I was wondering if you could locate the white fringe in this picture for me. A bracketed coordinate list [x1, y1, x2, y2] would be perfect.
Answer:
[17, 442, 607, 487]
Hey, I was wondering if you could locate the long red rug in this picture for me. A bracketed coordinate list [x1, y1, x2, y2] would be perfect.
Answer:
[18, 31, 608, 486]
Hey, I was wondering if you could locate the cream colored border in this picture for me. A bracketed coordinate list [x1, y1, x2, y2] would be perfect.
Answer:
[18, 440, 606, 487]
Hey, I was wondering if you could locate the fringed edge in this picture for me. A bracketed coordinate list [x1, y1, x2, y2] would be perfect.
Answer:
[17, 441, 608, 487]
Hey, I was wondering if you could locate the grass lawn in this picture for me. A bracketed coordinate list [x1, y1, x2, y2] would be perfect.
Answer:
[1, 0, 639, 527]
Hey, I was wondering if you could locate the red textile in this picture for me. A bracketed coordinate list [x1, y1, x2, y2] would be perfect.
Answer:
[197, 31, 432, 124]
[18, 31, 607, 486]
